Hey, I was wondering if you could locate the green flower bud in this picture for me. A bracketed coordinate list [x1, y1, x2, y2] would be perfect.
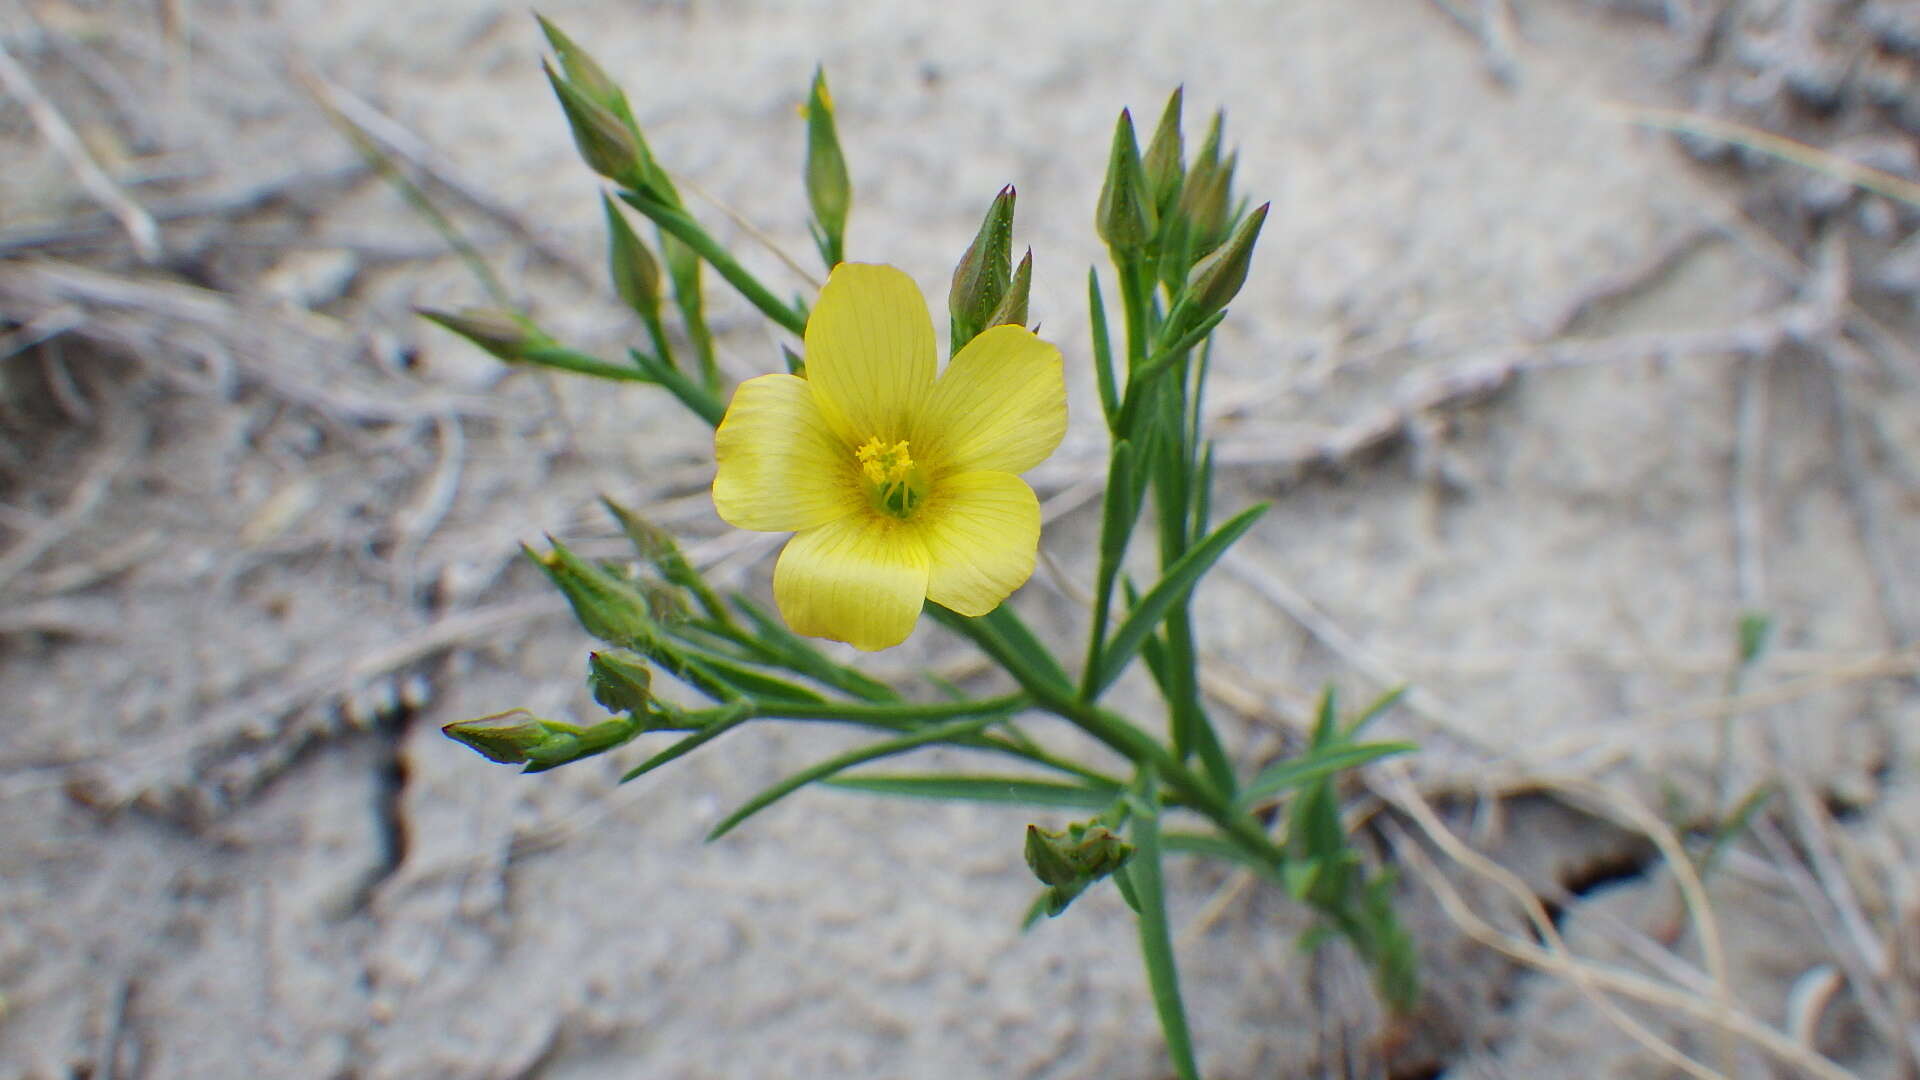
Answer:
[948, 184, 1016, 344]
[1141, 86, 1185, 217]
[442, 709, 551, 765]
[535, 15, 626, 117]
[803, 67, 852, 267]
[545, 60, 643, 183]
[1024, 821, 1135, 917]
[1177, 111, 1236, 253]
[602, 195, 662, 322]
[443, 707, 644, 772]
[985, 247, 1032, 330]
[527, 537, 657, 648]
[416, 307, 548, 361]
[1183, 201, 1268, 319]
[588, 649, 653, 715]
[1095, 109, 1157, 252]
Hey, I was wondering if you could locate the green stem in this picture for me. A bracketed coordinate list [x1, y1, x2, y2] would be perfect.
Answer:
[628, 349, 726, 426]
[1116, 258, 1152, 377]
[1126, 775, 1200, 1080]
[620, 190, 809, 336]
[1032, 687, 1282, 868]
[639, 308, 677, 374]
[752, 692, 1028, 724]
[517, 345, 656, 383]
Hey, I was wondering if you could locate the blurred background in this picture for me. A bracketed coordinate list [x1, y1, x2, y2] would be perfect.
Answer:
[4, 0, 1919, 1076]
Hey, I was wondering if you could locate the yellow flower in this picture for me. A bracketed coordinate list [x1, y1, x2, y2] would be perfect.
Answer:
[713, 263, 1067, 651]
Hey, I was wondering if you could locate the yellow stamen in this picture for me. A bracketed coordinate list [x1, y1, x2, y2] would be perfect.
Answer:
[855, 437, 921, 517]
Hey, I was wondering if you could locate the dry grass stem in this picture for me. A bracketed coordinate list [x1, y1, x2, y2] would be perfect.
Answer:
[1380, 782, 1860, 1080]
[291, 61, 597, 288]
[1616, 103, 1920, 210]
[0, 40, 162, 261]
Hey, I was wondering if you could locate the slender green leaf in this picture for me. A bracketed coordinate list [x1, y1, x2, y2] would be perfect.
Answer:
[1124, 779, 1199, 1080]
[619, 190, 808, 336]
[620, 705, 751, 783]
[825, 773, 1121, 808]
[1348, 685, 1407, 737]
[1191, 441, 1215, 537]
[1089, 503, 1268, 697]
[730, 596, 898, 703]
[1238, 741, 1417, 809]
[933, 604, 1072, 699]
[627, 349, 725, 426]
[1311, 684, 1339, 746]
[1082, 439, 1138, 697]
[982, 605, 1073, 690]
[1088, 267, 1120, 428]
[515, 344, 655, 383]
[680, 652, 826, 705]
[707, 715, 1000, 840]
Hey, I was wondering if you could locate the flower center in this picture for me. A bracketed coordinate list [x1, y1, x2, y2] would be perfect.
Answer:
[855, 436, 925, 519]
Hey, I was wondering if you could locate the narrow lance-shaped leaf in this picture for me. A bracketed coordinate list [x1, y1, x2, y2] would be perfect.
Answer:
[1088, 266, 1121, 428]
[707, 714, 1004, 840]
[825, 774, 1121, 809]
[1089, 504, 1269, 697]
[1237, 740, 1418, 810]
[1121, 777, 1201, 1080]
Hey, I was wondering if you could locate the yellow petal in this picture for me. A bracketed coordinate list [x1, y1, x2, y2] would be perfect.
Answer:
[714, 373, 861, 531]
[774, 513, 931, 651]
[804, 263, 936, 445]
[915, 324, 1066, 475]
[911, 470, 1041, 617]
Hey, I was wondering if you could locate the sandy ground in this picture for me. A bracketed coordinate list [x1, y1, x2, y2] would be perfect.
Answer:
[4, 0, 1919, 1077]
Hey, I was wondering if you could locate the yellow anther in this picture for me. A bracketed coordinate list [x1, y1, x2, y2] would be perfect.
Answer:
[854, 437, 921, 518]
[855, 437, 914, 485]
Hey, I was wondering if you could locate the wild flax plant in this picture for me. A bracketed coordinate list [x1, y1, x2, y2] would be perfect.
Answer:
[423, 18, 1418, 1076]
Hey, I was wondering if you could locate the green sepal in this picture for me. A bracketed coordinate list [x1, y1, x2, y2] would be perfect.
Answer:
[601, 497, 727, 623]
[984, 247, 1032, 330]
[1141, 86, 1185, 217]
[528, 537, 658, 649]
[602, 194, 663, 323]
[803, 66, 852, 269]
[588, 649, 653, 714]
[535, 14, 632, 124]
[416, 307, 548, 362]
[544, 60, 644, 184]
[1024, 820, 1136, 917]
[441, 708, 645, 773]
[1179, 113, 1233, 259]
[949, 184, 1016, 349]
[1095, 109, 1157, 252]
[1182, 201, 1268, 320]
